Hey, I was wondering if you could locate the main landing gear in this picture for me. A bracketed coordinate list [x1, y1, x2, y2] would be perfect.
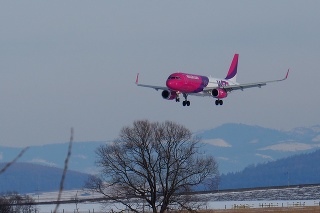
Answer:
[215, 99, 223, 105]
[182, 100, 190, 106]
[181, 93, 190, 107]
[175, 94, 190, 106]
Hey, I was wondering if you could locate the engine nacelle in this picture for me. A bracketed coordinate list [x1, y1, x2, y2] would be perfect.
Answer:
[162, 90, 177, 100]
[212, 88, 228, 99]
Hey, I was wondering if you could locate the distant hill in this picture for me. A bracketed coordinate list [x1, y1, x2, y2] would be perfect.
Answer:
[0, 141, 107, 175]
[1, 123, 320, 175]
[197, 123, 320, 173]
[219, 149, 320, 189]
[0, 162, 91, 194]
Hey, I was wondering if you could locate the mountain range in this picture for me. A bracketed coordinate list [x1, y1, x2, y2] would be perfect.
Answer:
[1, 123, 320, 175]
[198, 123, 320, 173]
[1, 149, 319, 193]
[219, 149, 320, 189]
[1, 123, 320, 193]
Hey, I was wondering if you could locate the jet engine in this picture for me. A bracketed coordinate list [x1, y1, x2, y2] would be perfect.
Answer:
[212, 88, 228, 99]
[162, 90, 177, 100]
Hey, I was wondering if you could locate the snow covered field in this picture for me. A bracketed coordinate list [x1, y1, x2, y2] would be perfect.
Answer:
[34, 200, 320, 213]
[29, 185, 320, 213]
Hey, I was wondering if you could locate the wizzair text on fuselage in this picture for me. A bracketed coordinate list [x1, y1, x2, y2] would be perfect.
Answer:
[136, 54, 289, 106]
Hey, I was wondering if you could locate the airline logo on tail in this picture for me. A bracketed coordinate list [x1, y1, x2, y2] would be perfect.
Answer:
[217, 80, 229, 87]
[136, 54, 289, 106]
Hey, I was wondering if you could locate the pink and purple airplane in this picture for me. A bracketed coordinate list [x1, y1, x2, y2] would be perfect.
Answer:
[136, 54, 289, 106]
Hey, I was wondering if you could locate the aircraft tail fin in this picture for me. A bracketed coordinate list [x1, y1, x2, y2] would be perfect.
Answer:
[225, 54, 239, 82]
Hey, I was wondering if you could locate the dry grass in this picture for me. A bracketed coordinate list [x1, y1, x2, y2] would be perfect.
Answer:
[196, 206, 320, 213]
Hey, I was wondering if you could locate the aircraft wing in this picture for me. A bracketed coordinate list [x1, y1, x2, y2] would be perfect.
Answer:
[136, 83, 168, 91]
[135, 73, 168, 91]
[205, 69, 290, 92]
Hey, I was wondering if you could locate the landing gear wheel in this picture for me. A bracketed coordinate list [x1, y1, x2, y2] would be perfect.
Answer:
[182, 93, 190, 106]
[176, 97, 180, 102]
[215, 100, 223, 105]
[182, 100, 190, 106]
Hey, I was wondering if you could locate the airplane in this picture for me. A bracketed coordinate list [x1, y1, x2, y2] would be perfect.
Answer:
[136, 54, 289, 106]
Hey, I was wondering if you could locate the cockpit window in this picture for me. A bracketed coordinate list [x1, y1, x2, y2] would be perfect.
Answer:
[168, 76, 181, 80]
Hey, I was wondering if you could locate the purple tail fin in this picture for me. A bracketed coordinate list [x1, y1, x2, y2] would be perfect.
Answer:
[225, 54, 239, 82]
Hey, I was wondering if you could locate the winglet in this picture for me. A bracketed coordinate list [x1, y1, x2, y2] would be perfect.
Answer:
[285, 69, 290, 80]
[135, 73, 139, 85]
[278, 69, 289, 82]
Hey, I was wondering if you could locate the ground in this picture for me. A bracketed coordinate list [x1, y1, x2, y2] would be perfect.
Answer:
[198, 206, 320, 213]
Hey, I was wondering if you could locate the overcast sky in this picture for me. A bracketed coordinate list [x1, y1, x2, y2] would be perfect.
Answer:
[0, 1, 319, 147]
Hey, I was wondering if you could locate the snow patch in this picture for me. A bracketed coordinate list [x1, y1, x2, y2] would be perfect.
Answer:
[203, 139, 232, 147]
[255, 153, 273, 160]
[73, 154, 87, 160]
[29, 158, 58, 167]
[259, 141, 320, 152]
[217, 157, 229, 161]
[250, 139, 259, 144]
[312, 135, 320, 142]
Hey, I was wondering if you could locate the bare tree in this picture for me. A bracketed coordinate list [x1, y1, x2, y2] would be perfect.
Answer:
[0, 195, 11, 213]
[0, 192, 37, 213]
[54, 127, 74, 213]
[89, 120, 219, 213]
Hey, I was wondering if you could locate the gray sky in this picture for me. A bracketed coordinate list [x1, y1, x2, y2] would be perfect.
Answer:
[0, 1, 319, 147]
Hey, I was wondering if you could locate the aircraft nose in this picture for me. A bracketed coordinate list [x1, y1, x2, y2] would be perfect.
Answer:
[166, 80, 176, 89]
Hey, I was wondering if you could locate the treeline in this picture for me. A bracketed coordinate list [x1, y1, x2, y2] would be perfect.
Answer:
[0, 192, 37, 213]
[219, 149, 320, 189]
